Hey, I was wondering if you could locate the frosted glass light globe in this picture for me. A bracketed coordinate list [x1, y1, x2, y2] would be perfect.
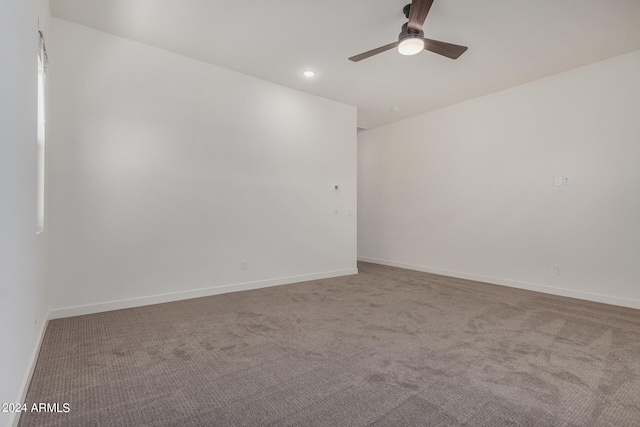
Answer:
[398, 37, 424, 56]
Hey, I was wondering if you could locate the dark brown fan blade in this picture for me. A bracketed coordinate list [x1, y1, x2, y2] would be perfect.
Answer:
[349, 42, 399, 62]
[407, 0, 434, 33]
[423, 38, 468, 59]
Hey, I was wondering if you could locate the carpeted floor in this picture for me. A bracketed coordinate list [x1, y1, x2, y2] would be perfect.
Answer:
[19, 262, 640, 426]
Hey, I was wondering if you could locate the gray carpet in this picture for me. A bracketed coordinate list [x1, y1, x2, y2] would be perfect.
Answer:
[19, 262, 640, 426]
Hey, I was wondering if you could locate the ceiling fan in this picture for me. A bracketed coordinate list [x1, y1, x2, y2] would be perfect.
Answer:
[348, 0, 468, 62]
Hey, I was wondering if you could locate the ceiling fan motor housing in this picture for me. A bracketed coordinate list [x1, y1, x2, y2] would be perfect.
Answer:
[399, 22, 424, 40]
[398, 22, 425, 56]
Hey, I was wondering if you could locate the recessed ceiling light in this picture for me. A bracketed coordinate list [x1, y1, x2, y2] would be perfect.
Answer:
[303, 70, 316, 78]
[391, 106, 401, 112]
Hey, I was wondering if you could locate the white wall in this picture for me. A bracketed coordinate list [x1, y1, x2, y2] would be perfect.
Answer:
[358, 50, 640, 309]
[48, 19, 357, 317]
[0, 1, 50, 426]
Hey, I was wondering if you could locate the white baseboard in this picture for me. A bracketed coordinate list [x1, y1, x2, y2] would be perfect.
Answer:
[10, 311, 50, 427]
[358, 256, 640, 310]
[49, 268, 358, 320]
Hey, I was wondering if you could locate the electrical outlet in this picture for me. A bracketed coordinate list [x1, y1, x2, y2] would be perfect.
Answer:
[554, 264, 562, 276]
[437, 250, 444, 261]
[563, 176, 571, 185]
[241, 260, 247, 271]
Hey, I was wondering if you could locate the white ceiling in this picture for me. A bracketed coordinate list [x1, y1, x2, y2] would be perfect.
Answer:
[50, 0, 640, 129]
